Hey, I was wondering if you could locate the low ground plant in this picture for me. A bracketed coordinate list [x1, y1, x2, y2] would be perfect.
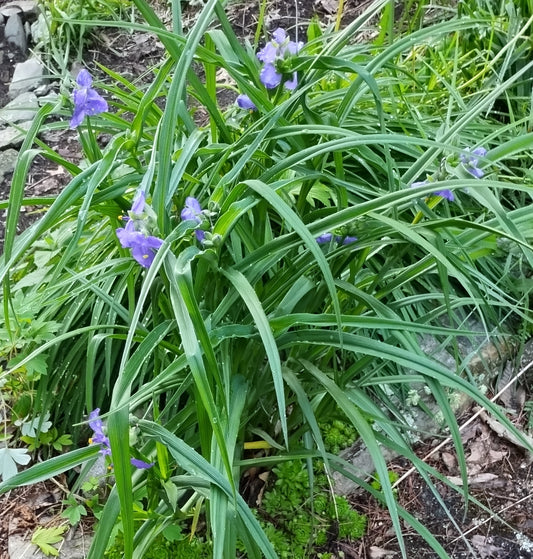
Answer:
[1, 0, 533, 557]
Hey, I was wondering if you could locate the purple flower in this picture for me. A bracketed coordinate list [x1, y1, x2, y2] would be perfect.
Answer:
[260, 64, 282, 89]
[88, 408, 111, 456]
[433, 189, 454, 201]
[272, 28, 287, 44]
[460, 147, 486, 178]
[116, 204, 163, 268]
[316, 233, 334, 244]
[316, 233, 357, 246]
[88, 409, 154, 469]
[129, 234, 164, 268]
[181, 196, 208, 243]
[130, 457, 154, 469]
[257, 28, 303, 90]
[181, 196, 203, 223]
[411, 180, 454, 201]
[236, 94, 257, 111]
[338, 235, 358, 245]
[116, 221, 163, 268]
[70, 69, 108, 128]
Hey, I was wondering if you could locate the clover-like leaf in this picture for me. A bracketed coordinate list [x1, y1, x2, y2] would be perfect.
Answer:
[0, 446, 31, 480]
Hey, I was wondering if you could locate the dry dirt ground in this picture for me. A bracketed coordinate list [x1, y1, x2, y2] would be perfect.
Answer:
[2, 1, 533, 558]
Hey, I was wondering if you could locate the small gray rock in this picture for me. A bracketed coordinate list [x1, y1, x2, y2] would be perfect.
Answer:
[0, 121, 31, 149]
[5, 13, 27, 52]
[9, 58, 45, 98]
[0, 1, 37, 18]
[0, 5, 21, 18]
[0, 149, 19, 183]
[0, 91, 38, 124]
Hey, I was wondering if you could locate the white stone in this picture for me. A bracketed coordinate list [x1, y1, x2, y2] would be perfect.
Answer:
[0, 92, 38, 124]
[9, 58, 45, 98]
[5, 13, 27, 52]
[0, 1, 38, 17]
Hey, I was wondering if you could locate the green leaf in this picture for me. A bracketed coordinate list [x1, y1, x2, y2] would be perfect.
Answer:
[31, 525, 67, 556]
[0, 447, 31, 481]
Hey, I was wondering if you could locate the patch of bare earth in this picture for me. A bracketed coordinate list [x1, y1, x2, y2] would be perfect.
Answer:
[351, 406, 533, 559]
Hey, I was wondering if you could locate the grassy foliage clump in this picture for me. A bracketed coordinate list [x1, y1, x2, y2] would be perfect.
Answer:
[1, 0, 533, 557]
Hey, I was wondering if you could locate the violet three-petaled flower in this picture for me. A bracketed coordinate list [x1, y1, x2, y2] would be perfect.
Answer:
[460, 147, 486, 178]
[181, 196, 203, 223]
[70, 69, 108, 129]
[88, 409, 154, 469]
[257, 28, 303, 90]
[236, 94, 257, 111]
[116, 219, 163, 268]
[181, 197, 207, 243]
[338, 235, 358, 245]
[88, 408, 111, 456]
[316, 233, 334, 244]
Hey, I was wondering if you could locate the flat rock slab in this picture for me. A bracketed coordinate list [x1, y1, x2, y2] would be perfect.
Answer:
[0, 91, 38, 124]
[9, 59, 45, 98]
[0, 121, 31, 149]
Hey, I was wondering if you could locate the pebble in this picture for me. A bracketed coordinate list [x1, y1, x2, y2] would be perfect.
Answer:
[0, 122, 31, 150]
[0, 1, 38, 18]
[0, 91, 38, 124]
[0, 149, 19, 183]
[5, 13, 27, 53]
[9, 58, 45, 98]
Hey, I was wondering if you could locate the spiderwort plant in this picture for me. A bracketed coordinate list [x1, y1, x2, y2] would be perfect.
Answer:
[257, 27, 303, 90]
[70, 69, 108, 128]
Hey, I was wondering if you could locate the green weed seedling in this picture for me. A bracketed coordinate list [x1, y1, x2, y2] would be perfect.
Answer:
[259, 460, 366, 558]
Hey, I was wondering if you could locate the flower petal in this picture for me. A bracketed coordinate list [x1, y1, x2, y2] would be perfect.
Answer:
[260, 64, 282, 89]
[316, 233, 333, 244]
[433, 189, 454, 201]
[131, 190, 146, 214]
[257, 42, 277, 64]
[236, 94, 257, 111]
[130, 457, 154, 469]
[284, 72, 298, 90]
[272, 28, 287, 45]
[76, 69, 93, 88]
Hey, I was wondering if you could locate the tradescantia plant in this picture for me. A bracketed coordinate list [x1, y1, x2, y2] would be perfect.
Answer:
[1, 0, 533, 557]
